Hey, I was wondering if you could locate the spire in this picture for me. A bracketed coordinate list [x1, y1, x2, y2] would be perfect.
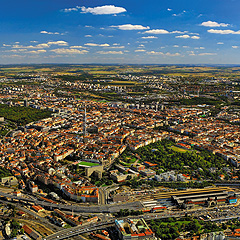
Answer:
[83, 105, 87, 136]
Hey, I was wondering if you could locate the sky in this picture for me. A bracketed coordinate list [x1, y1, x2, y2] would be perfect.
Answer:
[1, 0, 240, 64]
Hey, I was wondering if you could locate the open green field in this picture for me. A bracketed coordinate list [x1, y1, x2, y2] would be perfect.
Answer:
[78, 161, 99, 167]
[169, 146, 190, 153]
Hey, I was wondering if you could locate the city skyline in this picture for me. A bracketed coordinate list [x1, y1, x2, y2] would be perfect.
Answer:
[1, 0, 240, 64]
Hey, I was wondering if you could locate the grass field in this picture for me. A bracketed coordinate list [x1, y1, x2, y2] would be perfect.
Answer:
[169, 146, 190, 153]
[78, 161, 99, 167]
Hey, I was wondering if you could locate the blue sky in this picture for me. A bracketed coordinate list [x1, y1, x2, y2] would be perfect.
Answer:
[1, 0, 240, 64]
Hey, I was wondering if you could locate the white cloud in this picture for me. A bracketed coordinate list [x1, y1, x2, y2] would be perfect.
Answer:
[12, 43, 50, 49]
[144, 29, 169, 34]
[165, 52, 181, 56]
[80, 5, 126, 15]
[176, 35, 200, 39]
[147, 51, 164, 55]
[11, 45, 26, 49]
[171, 30, 188, 34]
[191, 36, 200, 39]
[167, 8, 172, 11]
[84, 43, 110, 47]
[111, 24, 150, 30]
[173, 45, 179, 48]
[2, 44, 11, 47]
[135, 49, 146, 52]
[70, 46, 86, 49]
[147, 51, 180, 56]
[47, 41, 68, 46]
[35, 43, 49, 48]
[28, 50, 47, 54]
[7, 49, 47, 54]
[63, 7, 79, 12]
[85, 35, 92, 37]
[97, 51, 123, 54]
[195, 47, 205, 49]
[232, 46, 239, 48]
[106, 46, 125, 49]
[176, 34, 190, 39]
[40, 31, 60, 35]
[172, 10, 186, 17]
[217, 42, 224, 44]
[201, 21, 229, 27]
[208, 29, 240, 34]
[188, 51, 196, 56]
[198, 53, 217, 56]
[50, 48, 88, 54]
[141, 36, 158, 39]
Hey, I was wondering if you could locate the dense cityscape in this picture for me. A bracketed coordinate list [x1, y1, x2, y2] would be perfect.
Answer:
[0, 64, 239, 240]
[1, 0, 240, 239]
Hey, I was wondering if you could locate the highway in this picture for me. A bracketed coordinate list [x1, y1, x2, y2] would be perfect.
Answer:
[44, 220, 115, 240]
[0, 191, 142, 213]
[44, 205, 240, 239]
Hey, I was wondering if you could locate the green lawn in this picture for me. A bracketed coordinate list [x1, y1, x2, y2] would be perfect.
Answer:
[78, 161, 99, 167]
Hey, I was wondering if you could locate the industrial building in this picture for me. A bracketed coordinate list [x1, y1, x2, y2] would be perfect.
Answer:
[170, 187, 237, 208]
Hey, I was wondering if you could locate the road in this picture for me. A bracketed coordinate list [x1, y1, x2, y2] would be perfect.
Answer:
[45, 205, 240, 239]
[98, 188, 106, 205]
[0, 191, 142, 213]
[44, 220, 115, 240]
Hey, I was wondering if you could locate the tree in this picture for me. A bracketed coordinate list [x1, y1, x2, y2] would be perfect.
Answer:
[126, 175, 131, 181]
